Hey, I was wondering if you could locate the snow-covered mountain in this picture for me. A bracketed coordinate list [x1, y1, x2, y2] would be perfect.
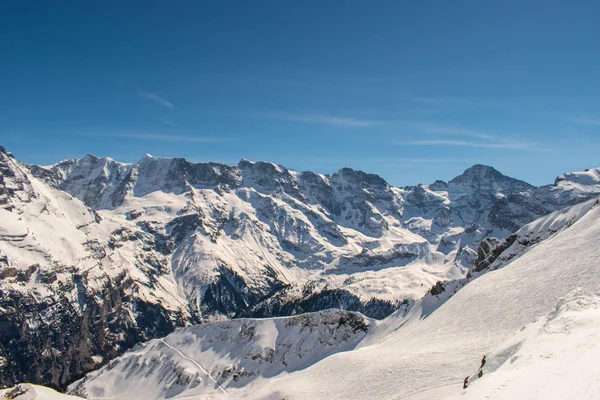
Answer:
[68, 309, 370, 399]
[0, 147, 191, 389]
[29, 153, 600, 322]
[236, 196, 600, 399]
[1, 143, 600, 390]
[67, 197, 600, 399]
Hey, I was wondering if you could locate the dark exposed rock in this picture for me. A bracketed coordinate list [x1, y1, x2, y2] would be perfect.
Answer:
[473, 234, 518, 273]
[0, 274, 187, 391]
[239, 285, 405, 320]
[429, 281, 445, 296]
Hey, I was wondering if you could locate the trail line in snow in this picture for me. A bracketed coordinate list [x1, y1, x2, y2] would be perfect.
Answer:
[159, 338, 228, 394]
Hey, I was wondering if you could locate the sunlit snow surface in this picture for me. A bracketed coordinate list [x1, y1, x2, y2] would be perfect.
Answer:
[68, 198, 600, 399]
[4, 147, 600, 397]
[458, 287, 600, 400]
[0, 384, 83, 399]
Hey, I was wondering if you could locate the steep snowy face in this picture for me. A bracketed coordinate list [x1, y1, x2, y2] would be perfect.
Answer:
[418, 197, 600, 318]
[460, 288, 600, 400]
[0, 147, 191, 389]
[222, 198, 600, 400]
[446, 164, 533, 225]
[32, 154, 242, 210]
[70, 199, 600, 400]
[25, 153, 600, 324]
[488, 169, 600, 232]
[69, 310, 370, 400]
[31, 154, 447, 321]
[29, 154, 131, 209]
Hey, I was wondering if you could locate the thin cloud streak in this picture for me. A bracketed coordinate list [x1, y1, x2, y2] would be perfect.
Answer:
[72, 130, 225, 143]
[573, 117, 600, 126]
[262, 111, 377, 127]
[405, 95, 510, 110]
[301, 156, 474, 165]
[413, 122, 497, 140]
[139, 91, 175, 109]
[161, 118, 177, 127]
[399, 122, 553, 152]
[406, 139, 552, 152]
[110, 132, 223, 143]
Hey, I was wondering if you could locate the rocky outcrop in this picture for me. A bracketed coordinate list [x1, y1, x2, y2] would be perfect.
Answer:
[0, 274, 187, 390]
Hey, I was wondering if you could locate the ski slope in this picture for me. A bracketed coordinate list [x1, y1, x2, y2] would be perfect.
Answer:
[69, 310, 371, 399]
[457, 287, 600, 400]
[69, 197, 600, 399]
[229, 197, 600, 399]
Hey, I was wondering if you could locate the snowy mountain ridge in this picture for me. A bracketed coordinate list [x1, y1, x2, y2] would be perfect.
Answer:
[68, 197, 600, 399]
[1, 144, 600, 390]
[68, 309, 370, 399]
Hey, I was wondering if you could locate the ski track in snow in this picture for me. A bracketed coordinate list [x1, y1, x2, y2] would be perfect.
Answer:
[159, 338, 228, 394]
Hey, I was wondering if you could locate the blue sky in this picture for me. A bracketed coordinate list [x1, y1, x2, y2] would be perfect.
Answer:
[1, 1, 599, 186]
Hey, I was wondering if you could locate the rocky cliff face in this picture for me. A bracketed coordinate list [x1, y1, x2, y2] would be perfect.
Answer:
[2, 144, 600, 389]
[0, 148, 191, 389]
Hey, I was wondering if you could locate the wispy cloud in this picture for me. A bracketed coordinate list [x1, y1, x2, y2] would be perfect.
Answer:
[115, 132, 221, 143]
[405, 94, 510, 110]
[262, 111, 377, 127]
[139, 91, 174, 109]
[76, 130, 224, 143]
[573, 116, 600, 126]
[406, 139, 545, 150]
[294, 156, 474, 166]
[396, 122, 552, 152]
[412, 122, 496, 140]
[161, 117, 177, 127]
[408, 95, 467, 104]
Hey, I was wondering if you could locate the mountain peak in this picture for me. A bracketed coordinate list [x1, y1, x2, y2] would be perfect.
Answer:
[82, 153, 100, 162]
[447, 164, 533, 203]
[331, 167, 389, 190]
[450, 164, 531, 187]
[0, 145, 14, 159]
[461, 164, 502, 176]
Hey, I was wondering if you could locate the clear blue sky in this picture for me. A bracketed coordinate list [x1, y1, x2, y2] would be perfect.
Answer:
[1, 1, 599, 186]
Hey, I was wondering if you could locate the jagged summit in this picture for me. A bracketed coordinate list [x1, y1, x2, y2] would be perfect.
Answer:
[82, 153, 99, 161]
[0, 145, 14, 159]
[450, 164, 533, 189]
[332, 167, 389, 188]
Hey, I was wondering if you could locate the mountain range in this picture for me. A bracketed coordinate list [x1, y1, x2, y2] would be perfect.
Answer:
[1, 144, 599, 394]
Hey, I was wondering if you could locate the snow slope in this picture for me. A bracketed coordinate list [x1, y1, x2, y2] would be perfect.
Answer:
[0, 384, 83, 400]
[234, 197, 600, 399]
[69, 310, 370, 399]
[71, 197, 600, 399]
[458, 287, 600, 400]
